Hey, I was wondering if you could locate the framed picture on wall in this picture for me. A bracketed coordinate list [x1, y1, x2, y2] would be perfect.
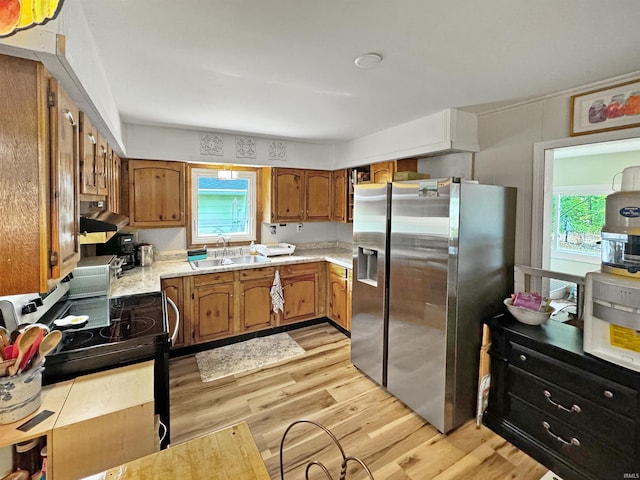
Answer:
[570, 79, 640, 136]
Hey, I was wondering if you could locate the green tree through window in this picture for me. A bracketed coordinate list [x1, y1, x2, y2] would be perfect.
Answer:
[191, 168, 257, 244]
[552, 194, 606, 256]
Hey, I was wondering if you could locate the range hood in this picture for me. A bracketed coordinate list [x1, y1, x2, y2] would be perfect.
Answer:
[80, 210, 129, 244]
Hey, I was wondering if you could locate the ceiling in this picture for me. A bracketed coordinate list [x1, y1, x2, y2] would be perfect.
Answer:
[79, 1, 640, 144]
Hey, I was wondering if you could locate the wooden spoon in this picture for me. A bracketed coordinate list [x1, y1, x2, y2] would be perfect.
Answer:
[0, 327, 9, 349]
[8, 327, 40, 376]
[32, 330, 62, 367]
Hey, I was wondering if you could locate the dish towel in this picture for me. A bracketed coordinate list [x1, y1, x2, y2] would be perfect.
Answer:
[270, 270, 285, 314]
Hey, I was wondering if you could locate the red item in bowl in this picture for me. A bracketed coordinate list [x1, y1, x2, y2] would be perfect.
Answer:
[512, 292, 543, 311]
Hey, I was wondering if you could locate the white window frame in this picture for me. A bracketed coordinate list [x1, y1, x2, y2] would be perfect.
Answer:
[190, 168, 257, 244]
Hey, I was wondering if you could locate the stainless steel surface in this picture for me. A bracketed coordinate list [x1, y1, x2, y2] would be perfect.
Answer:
[79, 209, 129, 235]
[0, 283, 70, 332]
[188, 255, 271, 270]
[351, 183, 390, 386]
[68, 255, 116, 299]
[230, 255, 271, 265]
[351, 179, 516, 433]
[138, 244, 154, 267]
[167, 297, 180, 346]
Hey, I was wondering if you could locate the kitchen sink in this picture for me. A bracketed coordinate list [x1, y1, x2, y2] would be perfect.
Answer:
[189, 255, 270, 270]
[189, 258, 232, 269]
[229, 255, 271, 265]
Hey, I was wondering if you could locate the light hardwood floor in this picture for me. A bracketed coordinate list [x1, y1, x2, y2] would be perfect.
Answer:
[170, 323, 548, 480]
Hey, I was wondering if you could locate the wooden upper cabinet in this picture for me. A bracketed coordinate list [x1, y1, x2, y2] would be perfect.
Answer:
[264, 167, 332, 223]
[79, 112, 98, 195]
[107, 146, 121, 213]
[95, 132, 109, 196]
[0, 55, 80, 295]
[271, 168, 304, 222]
[331, 169, 347, 223]
[370, 161, 394, 183]
[305, 170, 331, 221]
[49, 78, 81, 282]
[122, 159, 186, 227]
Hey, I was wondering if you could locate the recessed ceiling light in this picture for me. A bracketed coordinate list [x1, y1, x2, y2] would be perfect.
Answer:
[354, 53, 383, 69]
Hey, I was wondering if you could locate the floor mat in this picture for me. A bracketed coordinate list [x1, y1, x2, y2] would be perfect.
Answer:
[195, 332, 306, 382]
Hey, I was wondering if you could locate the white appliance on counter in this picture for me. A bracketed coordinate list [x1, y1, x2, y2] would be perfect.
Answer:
[584, 271, 640, 372]
[255, 242, 296, 256]
[584, 167, 640, 371]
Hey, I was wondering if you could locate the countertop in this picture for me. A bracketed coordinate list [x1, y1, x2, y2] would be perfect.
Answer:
[111, 247, 353, 296]
[84, 421, 270, 480]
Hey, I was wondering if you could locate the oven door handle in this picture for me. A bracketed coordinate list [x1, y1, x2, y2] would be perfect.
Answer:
[166, 297, 180, 346]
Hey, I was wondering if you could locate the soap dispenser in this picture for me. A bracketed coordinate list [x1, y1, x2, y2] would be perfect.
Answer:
[249, 241, 257, 255]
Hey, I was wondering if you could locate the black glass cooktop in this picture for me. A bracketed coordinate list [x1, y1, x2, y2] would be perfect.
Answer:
[40, 291, 168, 353]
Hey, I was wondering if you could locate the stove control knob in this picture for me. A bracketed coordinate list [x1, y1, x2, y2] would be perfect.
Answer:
[22, 302, 38, 314]
[30, 298, 44, 307]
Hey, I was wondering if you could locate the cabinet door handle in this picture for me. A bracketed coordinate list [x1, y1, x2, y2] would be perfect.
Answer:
[543, 390, 581, 413]
[542, 421, 580, 447]
[88, 133, 97, 144]
[63, 109, 76, 126]
[519, 354, 527, 361]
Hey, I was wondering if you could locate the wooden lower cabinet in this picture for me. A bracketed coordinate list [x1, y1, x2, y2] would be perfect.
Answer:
[238, 267, 276, 332]
[327, 264, 351, 331]
[279, 263, 321, 325]
[170, 262, 328, 347]
[192, 280, 235, 343]
[0, 362, 155, 480]
[51, 363, 155, 480]
[161, 277, 185, 348]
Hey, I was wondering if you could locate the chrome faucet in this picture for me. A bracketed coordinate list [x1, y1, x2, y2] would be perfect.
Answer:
[216, 235, 229, 257]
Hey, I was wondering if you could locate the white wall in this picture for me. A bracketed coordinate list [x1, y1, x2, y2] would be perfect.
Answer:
[333, 109, 479, 168]
[417, 152, 474, 179]
[133, 221, 351, 253]
[475, 74, 640, 267]
[124, 124, 334, 169]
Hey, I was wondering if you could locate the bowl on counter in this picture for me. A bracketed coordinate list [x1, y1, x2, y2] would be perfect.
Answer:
[504, 298, 554, 326]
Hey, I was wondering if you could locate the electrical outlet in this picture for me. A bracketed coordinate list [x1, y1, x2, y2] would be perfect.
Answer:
[297, 223, 303, 232]
[270, 225, 277, 235]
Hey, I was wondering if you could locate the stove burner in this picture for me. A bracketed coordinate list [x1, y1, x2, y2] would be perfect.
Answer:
[60, 330, 95, 350]
[99, 317, 156, 340]
[111, 295, 159, 310]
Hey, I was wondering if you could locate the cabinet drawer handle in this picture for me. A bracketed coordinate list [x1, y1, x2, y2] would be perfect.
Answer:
[542, 421, 580, 447]
[543, 390, 581, 413]
[519, 354, 527, 361]
[603, 390, 614, 399]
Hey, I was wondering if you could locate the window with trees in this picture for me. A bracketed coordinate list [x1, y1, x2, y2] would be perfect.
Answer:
[190, 167, 257, 245]
[551, 187, 608, 262]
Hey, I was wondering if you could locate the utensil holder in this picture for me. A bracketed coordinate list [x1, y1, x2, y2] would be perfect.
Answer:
[0, 370, 42, 425]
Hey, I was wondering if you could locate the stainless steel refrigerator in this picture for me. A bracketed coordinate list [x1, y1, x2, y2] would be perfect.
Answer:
[351, 178, 516, 433]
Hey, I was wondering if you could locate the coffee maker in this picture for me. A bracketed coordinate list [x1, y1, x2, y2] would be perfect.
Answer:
[97, 233, 136, 271]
